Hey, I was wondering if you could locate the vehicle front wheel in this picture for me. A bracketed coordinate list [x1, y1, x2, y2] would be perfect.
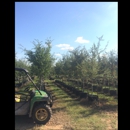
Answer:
[32, 104, 52, 124]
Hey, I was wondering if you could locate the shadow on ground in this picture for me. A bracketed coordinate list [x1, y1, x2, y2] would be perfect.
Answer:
[52, 107, 66, 113]
[15, 115, 37, 130]
[75, 97, 117, 112]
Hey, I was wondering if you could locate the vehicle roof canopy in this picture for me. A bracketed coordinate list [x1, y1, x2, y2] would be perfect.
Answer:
[15, 68, 29, 73]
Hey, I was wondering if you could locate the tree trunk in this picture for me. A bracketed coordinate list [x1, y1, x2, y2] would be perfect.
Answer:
[39, 76, 43, 90]
[82, 78, 84, 92]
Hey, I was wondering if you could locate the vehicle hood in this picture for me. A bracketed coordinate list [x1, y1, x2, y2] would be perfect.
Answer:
[34, 90, 48, 97]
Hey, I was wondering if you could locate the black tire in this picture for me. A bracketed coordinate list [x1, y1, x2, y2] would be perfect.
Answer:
[45, 91, 53, 106]
[32, 104, 52, 124]
[47, 92, 53, 102]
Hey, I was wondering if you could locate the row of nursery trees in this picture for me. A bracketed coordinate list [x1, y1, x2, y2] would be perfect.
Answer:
[15, 36, 118, 88]
[54, 36, 118, 87]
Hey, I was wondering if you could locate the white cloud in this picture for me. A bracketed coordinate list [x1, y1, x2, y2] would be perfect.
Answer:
[56, 44, 74, 51]
[75, 37, 90, 44]
[54, 53, 62, 57]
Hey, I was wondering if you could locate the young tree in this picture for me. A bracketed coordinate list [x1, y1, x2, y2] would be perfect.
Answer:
[108, 50, 118, 78]
[22, 38, 54, 88]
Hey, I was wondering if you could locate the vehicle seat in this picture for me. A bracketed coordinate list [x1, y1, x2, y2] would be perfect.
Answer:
[29, 90, 36, 98]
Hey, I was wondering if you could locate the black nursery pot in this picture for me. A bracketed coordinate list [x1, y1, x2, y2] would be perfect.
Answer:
[103, 88, 109, 94]
[93, 85, 98, 92]
[80, 92, 88, 98]
[76, 90, 83, 96]
[97, 86, 102, 92]
[74, 89, 78, 94]
[68, 86, 71, 90]
[64, 84, 68, 89]
[69, 86, 73, 91]
[110, 90, 117, 96]
[55, 80, 58, 83]
[61, 82, 65, 86]
[72, 88, 76, 93]
[79, 91, 83, 96]
[88, 84, 92, 88]
[88, 95, 98, 101]
[67, 86, 71, 90]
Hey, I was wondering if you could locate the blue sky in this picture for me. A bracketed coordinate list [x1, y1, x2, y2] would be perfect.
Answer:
[15, 2, 118, 60]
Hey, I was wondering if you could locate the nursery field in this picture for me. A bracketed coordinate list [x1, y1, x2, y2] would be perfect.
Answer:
[15, 80, 118, 130]
[15, 34, 118, 130]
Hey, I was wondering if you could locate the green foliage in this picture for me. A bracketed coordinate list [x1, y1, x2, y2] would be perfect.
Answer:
[54, 36, 118, 84]
[15, 57, 31, 72]
[22, 38, 55, 85]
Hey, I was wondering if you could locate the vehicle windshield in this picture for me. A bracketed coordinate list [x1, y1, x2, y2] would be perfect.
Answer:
[15, 68, 42, 95]
[15, 70, 30, 89]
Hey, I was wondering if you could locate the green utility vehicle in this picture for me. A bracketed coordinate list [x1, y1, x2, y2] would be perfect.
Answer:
[15, 68, 52, 124]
